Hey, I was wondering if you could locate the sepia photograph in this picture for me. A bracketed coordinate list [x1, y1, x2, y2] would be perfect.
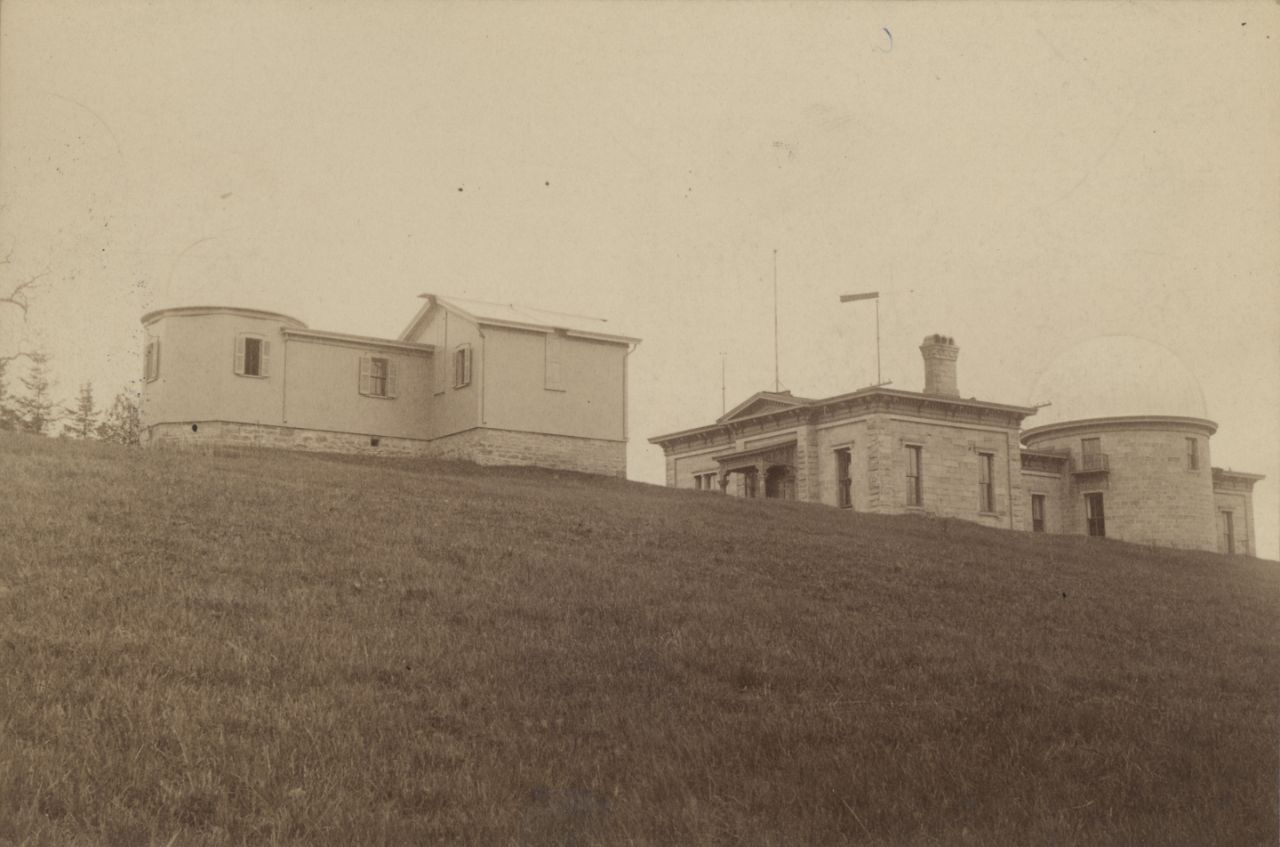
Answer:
[1, 1, 1277, 844]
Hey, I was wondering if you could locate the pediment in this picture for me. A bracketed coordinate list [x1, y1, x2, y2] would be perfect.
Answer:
[718, 392, 809, 424]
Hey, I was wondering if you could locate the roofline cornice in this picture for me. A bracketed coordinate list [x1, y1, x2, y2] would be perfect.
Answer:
[281, 327, 435, 355]
[1212, 468, 1266, 482]
[651, 387, 1032, 448]
[1021, 415, 1219, 443]
[141, 306, 307, 329]
[403, 293, 640, 345]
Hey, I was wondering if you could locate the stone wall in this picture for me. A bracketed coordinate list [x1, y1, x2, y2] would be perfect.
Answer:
[144, 421, 434, 456]
[144, 421, 625, 476]
[1023, 422, 1218, 551]
[814, 420, 870, 510]
[422, 427, 627, 477]
[669, 445, 729, 490]
[1020, 471, 1067, 535]
[870, 417, 1020, 530]
[1213, 490, 1255, 556]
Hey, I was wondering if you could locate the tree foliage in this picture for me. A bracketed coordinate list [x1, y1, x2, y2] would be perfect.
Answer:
[12, 350, 57, 435]
[65, 382, 99, 439]
[97, 389, 141, 446]
[0, 358, 17, 432]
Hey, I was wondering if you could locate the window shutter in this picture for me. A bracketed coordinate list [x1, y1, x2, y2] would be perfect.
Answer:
[144, 341, 158, 381]
[359, 355, 372, 396]
[545, 334, 563, 390]
[455, 344, 472, 387]
[260, 339, 271, 377]
[386, 359, 399, 398]
[234, 335, 245, 375]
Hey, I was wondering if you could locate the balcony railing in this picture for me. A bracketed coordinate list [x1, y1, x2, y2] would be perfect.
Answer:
[1073, 453, 1110, 474]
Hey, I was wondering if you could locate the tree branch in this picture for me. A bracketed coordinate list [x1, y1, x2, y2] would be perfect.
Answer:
[1, 269, 50, 316]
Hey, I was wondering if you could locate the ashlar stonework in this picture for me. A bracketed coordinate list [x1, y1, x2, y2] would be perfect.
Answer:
[650, 335, 1263, 556]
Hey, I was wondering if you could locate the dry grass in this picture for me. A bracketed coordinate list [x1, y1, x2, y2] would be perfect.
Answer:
[0, 433, 1276, 846]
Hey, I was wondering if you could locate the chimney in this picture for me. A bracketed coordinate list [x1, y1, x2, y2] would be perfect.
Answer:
[920, 334, 960, 397]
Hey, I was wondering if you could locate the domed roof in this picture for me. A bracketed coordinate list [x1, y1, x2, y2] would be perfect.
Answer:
[1026, 335, 1209, 429]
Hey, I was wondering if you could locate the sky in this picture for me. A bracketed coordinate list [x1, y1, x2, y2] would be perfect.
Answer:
[2, 1, 1277, 557]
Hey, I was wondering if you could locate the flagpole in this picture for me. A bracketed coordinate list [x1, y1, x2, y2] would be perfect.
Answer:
[721, 352, 726, 415]
[773, 249, 779, 392]
[839, 291, 881, 387]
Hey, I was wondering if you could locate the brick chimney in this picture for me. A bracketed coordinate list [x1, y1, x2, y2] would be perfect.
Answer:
[920, 334, 959, 397]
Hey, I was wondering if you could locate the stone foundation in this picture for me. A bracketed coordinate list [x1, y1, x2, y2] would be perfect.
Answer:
[423, 427, 627, 477]
[144, 421, 435, 456]
[143, 421, 626, 477]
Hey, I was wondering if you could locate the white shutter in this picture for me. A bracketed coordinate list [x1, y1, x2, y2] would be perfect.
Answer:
[260, 339, 271, 377]
[359, 356, 372, 396]
[234, 335, 245, 375]
[386, 359, 399, 398]
[545, 334, 563, 390]
[144, 341, 158, 381]
[455, 344, 472, 387]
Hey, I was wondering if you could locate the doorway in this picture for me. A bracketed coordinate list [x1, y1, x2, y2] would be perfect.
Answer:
[764, 465, 795, 500]
[1085, 492, 1106, 537]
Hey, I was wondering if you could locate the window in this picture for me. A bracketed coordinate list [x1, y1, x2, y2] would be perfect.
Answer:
[453, 344, 472, 388]
[545, 333, 564, 391]
[694, 472, 718, 491]
[359, 355, 398, 398]
[1186, 437, 1199, 470]
[1079, 436, 1106, 472]
[905, 445, 923, 507]
[143, 339, 160, 382]
[978, 452, 995, 512]
[1031, 494, 1046, 532]
[1219, 510, 1235, 554]
[234, 334, 270, 377]
[1085, 493, 1106, 538]
[835, 447, 853, 509]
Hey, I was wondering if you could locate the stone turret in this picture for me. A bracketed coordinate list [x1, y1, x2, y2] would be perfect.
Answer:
[920, 334, 959, 397]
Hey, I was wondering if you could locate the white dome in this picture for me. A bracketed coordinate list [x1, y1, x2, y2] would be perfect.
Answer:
[1026, 335, 1208, 428]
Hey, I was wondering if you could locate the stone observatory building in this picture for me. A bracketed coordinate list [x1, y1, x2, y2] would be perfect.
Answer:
[1021, 336, 1261, 556]
[138, 296, 640, 477]
[650, 334, 1262, 556]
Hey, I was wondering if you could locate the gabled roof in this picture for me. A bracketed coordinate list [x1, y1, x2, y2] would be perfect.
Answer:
[398, 294, 640, 344]
[717, 391, 814, 424]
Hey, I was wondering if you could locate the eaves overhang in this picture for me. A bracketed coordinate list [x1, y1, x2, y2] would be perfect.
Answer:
[141, 305, 308, 329]
[282, 327, 435, 355]
[651, 386, 1035, 450]
[1022, 415, 1219, 445]
[400, 294, 640, 345]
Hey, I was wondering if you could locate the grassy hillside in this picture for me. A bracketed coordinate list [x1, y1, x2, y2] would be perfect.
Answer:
[1, 434, 1276, 846]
